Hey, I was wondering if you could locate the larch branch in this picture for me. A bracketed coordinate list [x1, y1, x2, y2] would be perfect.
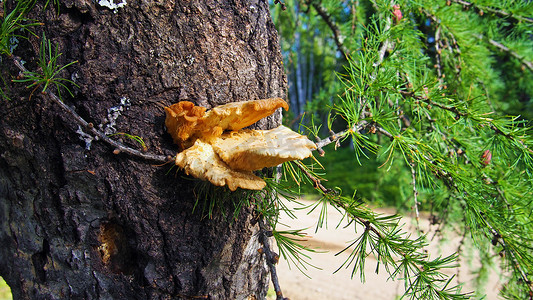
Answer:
[485, 37, 533, 72]
[448, 0, 533, 24]
[397, 89, 468, 118]
[293, 161, 384, 239]
[315, 120, 368, 151]
[307, 0, 349, 59]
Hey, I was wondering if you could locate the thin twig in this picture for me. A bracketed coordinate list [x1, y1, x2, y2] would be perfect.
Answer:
[350, 0, 358, 35]
[422, 9, 463, 81]
[307, 0, 349, 59]
[294, 161, 384, 239]
[470, 32, 533, 72]
[374, 125, 395, 139]
[434, 26, 444, 79]
[448, 0, 533, 24]
[315, 120, 368, 150]
[495, 186, 514, 214]
[258, 217, 285, 300]
[273, 0, 286, 11]
[10, 55, 170, 164]
[485, 37, 533, 72]
[454, 229, 468, 284]
[483, 215, 533, 296]
[375, 36, 393, 68]
[374, 20, 393, 69]
[313, 119, 397, 154]
[397, 90, 467, 118]
[489, 123, 533, 154]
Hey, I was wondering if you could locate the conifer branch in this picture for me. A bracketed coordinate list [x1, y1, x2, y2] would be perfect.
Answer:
[397, 89, 467, 119]
[448, 0, 533, 24]
[495, 186, 513, 213]
[392, 134, 533, 295]
[489, 123, 533, 155]
[10, 55, 170, 164]
[293, 161, 470, 299]
[482, 215, 533, 296]
[313, 116, 530, 287]
[315, 120, 369, 151]
[279, 4, 532, 297]
[483, 37, 533, 72]
[294, 161, 384, 239]
[375, 20, 393, 69]
[306, 0, 349, 59]
[350, 0, 358, 34]
[397, 85, 533, 160]
[422, 9, 463, 80]
[434, 26, 444, 79]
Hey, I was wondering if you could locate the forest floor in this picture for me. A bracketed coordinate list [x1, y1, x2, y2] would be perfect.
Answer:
[268, 197, 502, 300]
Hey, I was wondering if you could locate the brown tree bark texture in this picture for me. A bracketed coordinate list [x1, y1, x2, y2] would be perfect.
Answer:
[0, 0, 286, 299]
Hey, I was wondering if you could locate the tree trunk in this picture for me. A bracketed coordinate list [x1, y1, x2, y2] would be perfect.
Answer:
[0, 0, 286, 299]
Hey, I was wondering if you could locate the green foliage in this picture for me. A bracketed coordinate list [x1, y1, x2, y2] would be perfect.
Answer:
[13, 33, 78, 99]
[108, 132, 148, 151]
[0, 0, 41, 99]
[298, 145, 417, 209]
[1, 1, 75, 99]
[271, 228, 319, 275]
[191, 180, 255, 220]
[256, 178, 322, 273]
[271, 0, 533, 299]
[0, 0, 39, 56]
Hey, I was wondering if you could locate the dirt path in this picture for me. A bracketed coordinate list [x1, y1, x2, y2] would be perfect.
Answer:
[268, 198, 502, 299]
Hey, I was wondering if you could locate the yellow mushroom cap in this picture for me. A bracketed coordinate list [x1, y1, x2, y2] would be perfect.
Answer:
[211, 126, 317, 171]
[175, 139, 266, 191]
[166, 98, 316, 191]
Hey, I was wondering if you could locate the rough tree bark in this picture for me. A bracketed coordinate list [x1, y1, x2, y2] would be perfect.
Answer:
[0, 0, 286, 299]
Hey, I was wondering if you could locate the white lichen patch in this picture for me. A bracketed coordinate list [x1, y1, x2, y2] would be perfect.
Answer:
[99, 97, 131, 135]
[77, 125, 94, 150]
[97, 0, 127, 13]
[9, 36, 19, 53]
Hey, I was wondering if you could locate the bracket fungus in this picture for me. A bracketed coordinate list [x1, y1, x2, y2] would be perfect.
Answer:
[165, 98, 316, 191]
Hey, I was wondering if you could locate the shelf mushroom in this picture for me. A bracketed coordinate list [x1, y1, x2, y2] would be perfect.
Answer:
[165, 98, 316, 191]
